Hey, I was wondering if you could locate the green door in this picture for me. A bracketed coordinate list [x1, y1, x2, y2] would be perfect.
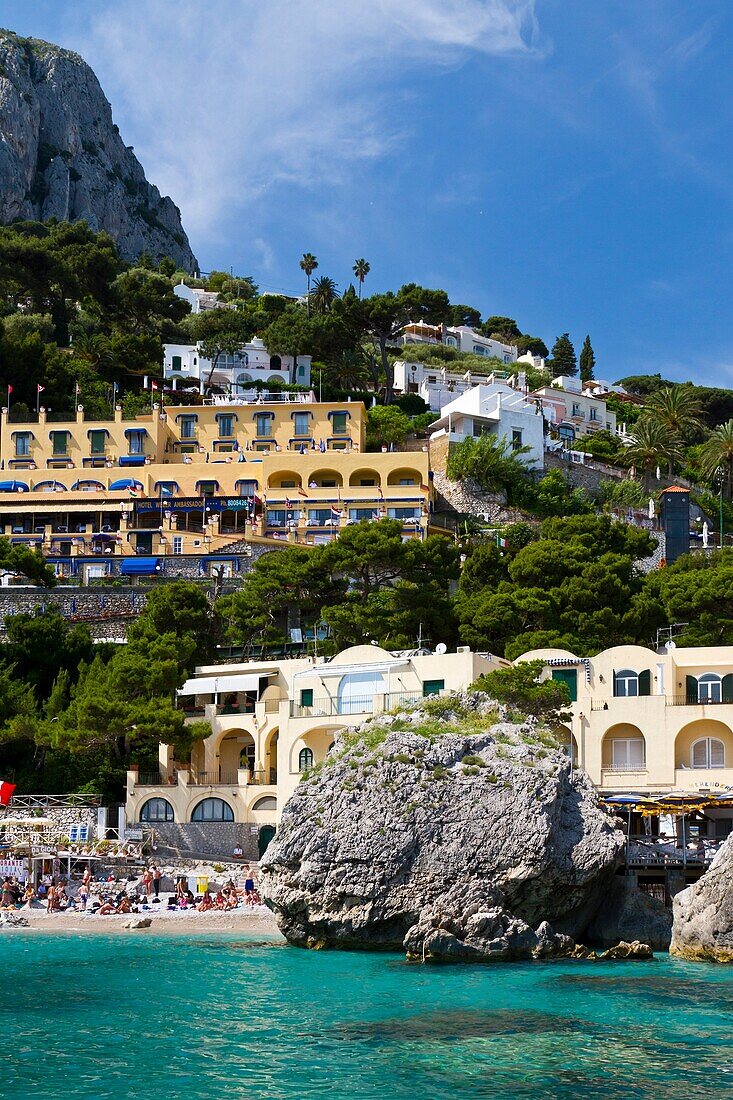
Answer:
[258, 825, 276, 859]
[552, 668, 578, 703]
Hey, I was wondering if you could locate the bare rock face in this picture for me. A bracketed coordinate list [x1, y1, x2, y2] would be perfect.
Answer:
[671, 833, 733, 962]
[0, 29, 197, 268]
[261, 695, 624, 955]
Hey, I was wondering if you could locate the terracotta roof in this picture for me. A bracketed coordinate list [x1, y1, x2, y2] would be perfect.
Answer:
[662, 485, 689, 493]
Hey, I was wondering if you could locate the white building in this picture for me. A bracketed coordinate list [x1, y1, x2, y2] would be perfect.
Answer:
[531, 375, 617, 439]
[164, 339, 312, 393]
[429, 383, 545, 470]
[394, 359, 527, 413]
[400, 322, 518, 364]
[173, 282, 223, 314]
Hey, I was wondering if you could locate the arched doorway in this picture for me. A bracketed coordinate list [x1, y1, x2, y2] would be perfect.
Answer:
[264, 729, 279, 784]
[218, 732, 256, 781]
[258, 825, 276, 858]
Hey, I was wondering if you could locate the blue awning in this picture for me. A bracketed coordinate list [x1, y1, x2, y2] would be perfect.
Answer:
[124, 427, 148, 436]
[120, 557, 161, 575]
[119, 455, 146, 467]
[110, 478, 144, 490]
[0, 480, 29, 492]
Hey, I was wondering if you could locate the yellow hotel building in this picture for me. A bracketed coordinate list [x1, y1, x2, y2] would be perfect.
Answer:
[0, 395, 432, 578]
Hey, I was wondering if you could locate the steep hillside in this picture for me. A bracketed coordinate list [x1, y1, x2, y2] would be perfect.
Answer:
[0, 29, 197, 269]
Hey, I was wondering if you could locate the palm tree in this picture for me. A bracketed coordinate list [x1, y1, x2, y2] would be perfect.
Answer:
[700, 421, 733, 499]
[299, 253, 318, 314]
[311, 275, 339, 314]
[646, 387, 704, 475]
[624, 419, 682, 491]
[353, 258, 370, 299]
[72, 332, 114, 372]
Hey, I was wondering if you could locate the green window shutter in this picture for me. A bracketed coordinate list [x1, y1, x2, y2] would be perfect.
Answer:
[552, 668, 577, 703]
[686, 675, 697, 704]
[422, 679, 445, 697]
[638, 669, 651, 696]
[723, 675, 733, 703]
[300, 689, 313, 707]
[612, 671, 619, 697]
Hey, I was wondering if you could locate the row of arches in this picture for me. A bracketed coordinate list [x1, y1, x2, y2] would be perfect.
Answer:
[267, 467, 423, 490]
[139, 795, 277, 823]
[599, 721, 732, 770]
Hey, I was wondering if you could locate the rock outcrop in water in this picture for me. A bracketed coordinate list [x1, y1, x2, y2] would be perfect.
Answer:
[261, 694, 626, 957]
[0, 29, 197, 268]
[671, 833, 733, 962]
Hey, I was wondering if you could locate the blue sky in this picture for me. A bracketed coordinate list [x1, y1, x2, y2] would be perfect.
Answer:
[1, 0, 731, 385]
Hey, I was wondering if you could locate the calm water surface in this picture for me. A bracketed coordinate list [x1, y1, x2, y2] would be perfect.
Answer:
[3, 931, 733, 1099]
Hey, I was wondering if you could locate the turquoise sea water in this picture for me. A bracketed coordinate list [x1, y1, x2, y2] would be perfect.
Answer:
[3, 932, 733, 1099]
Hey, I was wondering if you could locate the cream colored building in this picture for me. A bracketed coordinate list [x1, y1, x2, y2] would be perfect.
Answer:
[0, 395, 431, 574]
[517, 644, 733, 797]
[125, 644, 505, 855]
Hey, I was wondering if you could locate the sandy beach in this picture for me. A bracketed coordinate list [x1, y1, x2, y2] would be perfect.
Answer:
[6, 904, 283, 936]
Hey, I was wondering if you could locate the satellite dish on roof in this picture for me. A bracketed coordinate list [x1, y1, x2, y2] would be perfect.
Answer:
[435, 642, 447, 655]
[666, 640, 676, 651]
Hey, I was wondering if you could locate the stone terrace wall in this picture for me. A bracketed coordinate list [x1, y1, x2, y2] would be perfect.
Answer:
[151, 822, 262, 861]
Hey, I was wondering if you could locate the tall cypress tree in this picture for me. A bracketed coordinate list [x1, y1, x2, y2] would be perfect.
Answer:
[579, 335, 595, 383]
[549, 332, 577, 377]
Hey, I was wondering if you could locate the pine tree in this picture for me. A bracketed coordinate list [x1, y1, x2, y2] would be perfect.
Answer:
[579, 335, 595, 383]
[549, 332, 577, 378]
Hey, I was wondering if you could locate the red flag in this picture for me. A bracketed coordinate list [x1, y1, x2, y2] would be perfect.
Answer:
[0, 780, 15, 806]
[151, 381, 159, 391]
[37, 384, 45, 394]
[7, 385, 12, 396]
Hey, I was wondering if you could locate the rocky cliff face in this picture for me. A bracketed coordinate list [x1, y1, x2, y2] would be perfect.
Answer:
[261, 694, 626, 958]
[671, 833, 733, 962]
[0, 29, 197, 269]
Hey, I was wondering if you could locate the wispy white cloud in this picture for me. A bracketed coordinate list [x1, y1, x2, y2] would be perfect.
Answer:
[77, 0, 539, 244]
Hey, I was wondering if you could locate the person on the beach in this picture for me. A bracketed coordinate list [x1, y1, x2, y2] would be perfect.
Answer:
[77, 882, 88, 911]
[0, 877, 14, 910]
[244, 864, 257, 902]
[20, 882, 35, 909]
[82, 867, 91, 889]
[197, 889, 214, 912]
[152, 865, 161, 897]
[46, 884, 56, 913]
[142, 867, 153, 896]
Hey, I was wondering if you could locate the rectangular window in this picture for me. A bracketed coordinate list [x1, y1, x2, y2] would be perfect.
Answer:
[611, 739, 645, 769]
[198, 481, 218, 496]
[572, 404, 581, 417]
[171, 355, 182, 371]
[238, 481, 257, 498]
[255, 415, 271, 437]
[172, 536, 183, 555]
[423, 679, 445, 697]
[349, 507, 377, 522]
[128, 431, 145, 455]
[14, 433, 31, 457]
[266, 509, 288, 526]
[308, 509, 332, 525]
[512, 429, 523, 451]
[300, 688, 314, 707]
[331, 413, 348, 434]
[387, 506, 420, 520]
[399, 478, 416, 485]
[50, 431, 68, 456]
[551, 668, 577, 702]
[179, 416, 196, 440]
[89, 430, 106, 455]
[293, 413, 310, 436]
[589, 408, 598, 421]
[218, 415, 234, 438]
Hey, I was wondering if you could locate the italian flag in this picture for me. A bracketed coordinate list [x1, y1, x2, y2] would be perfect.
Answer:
[0, 781, 16, 806]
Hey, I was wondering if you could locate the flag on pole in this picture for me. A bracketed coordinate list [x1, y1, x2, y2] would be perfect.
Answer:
[298, 486, 307, 497]
[0, 780, 16, 806]
[7, 385, 12, 396]
[37, 384, 45, 395]
[151, 381, 159, 391]
[128, 486, 139, 498]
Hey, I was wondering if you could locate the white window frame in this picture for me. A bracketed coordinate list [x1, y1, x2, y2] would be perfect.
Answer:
[691, 737, 725, 769]
[698, 674, 722, 703]
[610, 738, 645, 770]
[615, 669, 639, 697]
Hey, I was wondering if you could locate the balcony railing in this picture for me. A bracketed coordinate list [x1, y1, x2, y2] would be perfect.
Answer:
[290, 691, 424, 718]
[602, 762, 647, 773]
[190, 770, 240, 786]
[666, 695, 733, 707]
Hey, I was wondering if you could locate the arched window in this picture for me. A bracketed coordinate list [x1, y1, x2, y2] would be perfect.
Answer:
[698, 673, 722, 703]
[270, 355, 282, 370]
[613, 669, 651, 697]
[191, 798, 234, 822]
[252, 796, 277, 812]
[139, 798, 174, 822]
[298, 747, 314, 771]
[692, 737, 725, 769]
